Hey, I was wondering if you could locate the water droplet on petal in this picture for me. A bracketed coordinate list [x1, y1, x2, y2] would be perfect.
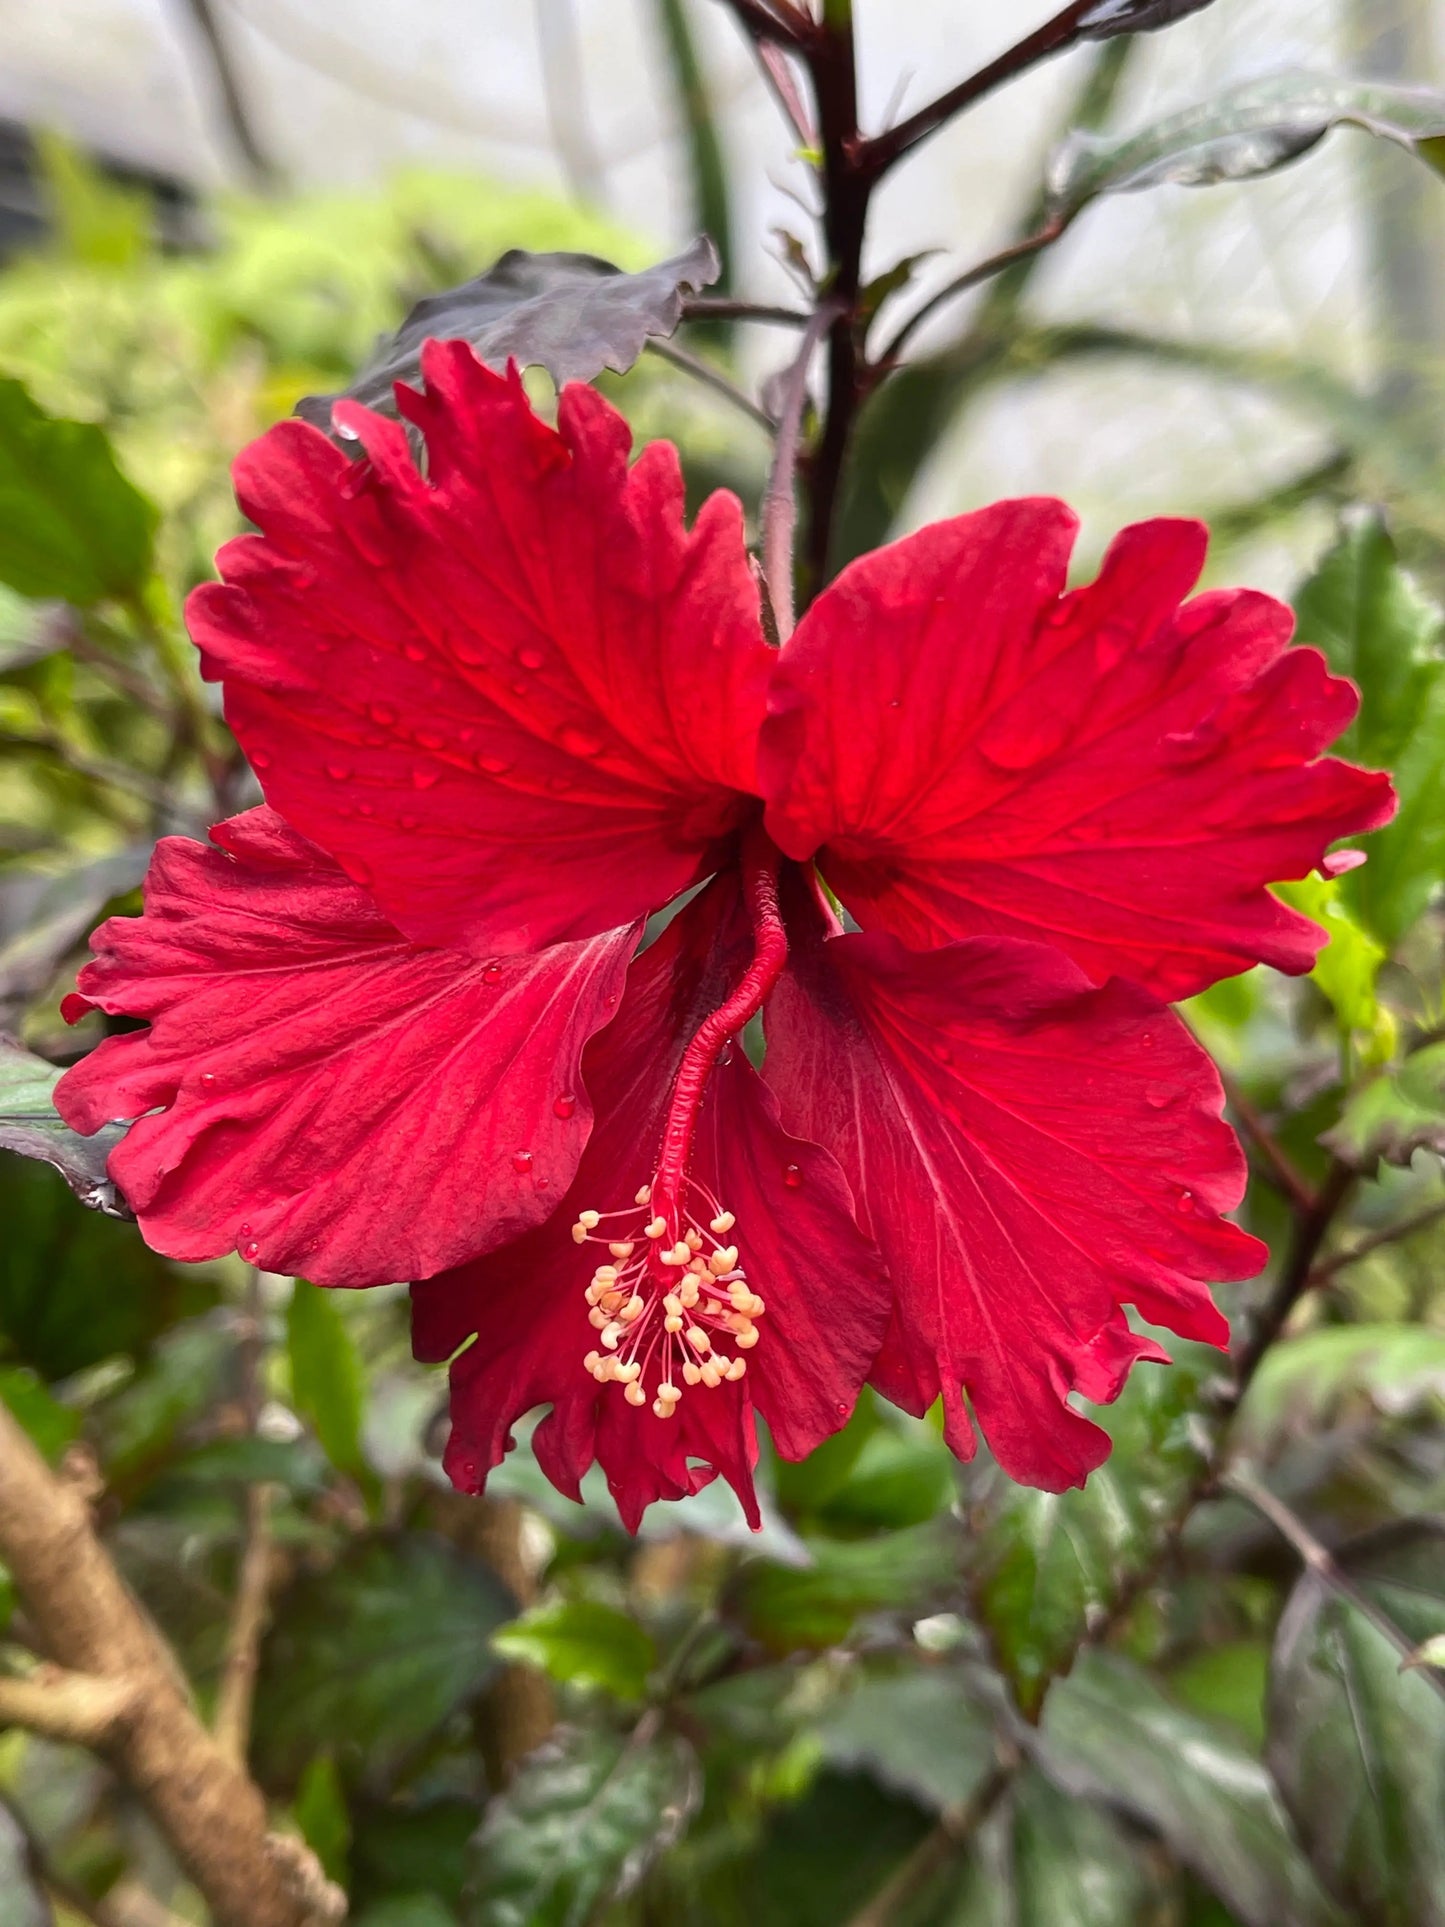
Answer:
[369, 702, 398, 725]
[326, 761, 350, 781]
[412, 766, 441, 790]
[553, 1092, 577, 1119]
[482, 962, 504, 988]
[403, 642, 427, 663]
[517, 646, 546, 671]
[1092, 620, 1133, 671]
[251, 749, 272, 771]
[512, 1150, 534, 1175]
[477, 755, 512, 775]
[243, 1239, 261, 1260]
[199, 1070, 217, 1087]
[1177, 1189, 1195, 1215]
[400, 813, 419, 830]
[239, 1222, 252, 1239]
[1145, 1085, 1174, 1110]
[416, 731, 445, 750]
[559, 725, 603, 758]
[1163, 722, 1224, 767]
[783, 1163, 803, 1189]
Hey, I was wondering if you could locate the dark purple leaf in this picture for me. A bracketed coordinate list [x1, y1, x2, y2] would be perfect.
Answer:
[297, 237, 721, 432]
[1075, 0, 1218, 38]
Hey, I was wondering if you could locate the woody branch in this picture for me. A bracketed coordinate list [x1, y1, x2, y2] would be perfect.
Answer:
[0, 1399, 335, 1927]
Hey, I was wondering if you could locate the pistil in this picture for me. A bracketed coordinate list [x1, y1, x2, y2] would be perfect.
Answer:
[571, 825, 787, 1416]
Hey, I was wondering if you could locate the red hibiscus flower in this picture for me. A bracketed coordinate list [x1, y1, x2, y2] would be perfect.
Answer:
[56, 342, 1394, 1529]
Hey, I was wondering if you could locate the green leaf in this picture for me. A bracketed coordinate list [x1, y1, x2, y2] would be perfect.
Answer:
[1042, 1652, 1343, 1927]
[354, 1903, 457, 1927]
[1271, 876, 1386, 1043]
[944, 1769, 1164, 1926]
[1049, 75, 1445, 221]
[491, 1599, 656, 1701]
[286, 1280, 367, 1480]
[0, 1365, 78, 1462]
[465, 1723, 699, 1927]
[253, 1532, 513, 1785]
[1267, 1522, 1445, 1925]
[813, 1663, 994, 1813]
[969, 1342, 1218, 1717]
[1233, 1323, 1445, 1461]
[1293, 513, 1445, 946]
[349, 1799, 474, 1910]
[807, 1423, 957, 1535]
[0, 1802, 48, 1927]
[294, 1751, 351, 1888]
[1403, 1633, 1445, 1673]
[1324, 1041, 1445, 1169]
[33, 129, 152, 269]
[737, 1521, 955, 1654]
[0, 377, 156, 604]
[0, 844, 150, 1012]
[0, 1159, 214, 1381]
[0, 1033, 126, 1213]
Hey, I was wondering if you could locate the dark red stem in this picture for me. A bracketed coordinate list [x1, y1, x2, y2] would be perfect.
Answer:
[652, 826, 787, 1215]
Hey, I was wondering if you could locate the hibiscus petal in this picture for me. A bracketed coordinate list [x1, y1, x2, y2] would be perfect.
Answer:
[764, 883, 1265, 1492]
[188, 344, 772, 955]
[760, 506, 1395, 999]
[413, 871, 888, 1528]
[54, 808, 637, 1285]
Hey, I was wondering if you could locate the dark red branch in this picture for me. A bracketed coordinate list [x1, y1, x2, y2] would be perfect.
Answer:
[862, 0, 1134, 176]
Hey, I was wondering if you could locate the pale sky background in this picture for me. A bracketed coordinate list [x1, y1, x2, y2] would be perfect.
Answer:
[1, 0, 1440, 587]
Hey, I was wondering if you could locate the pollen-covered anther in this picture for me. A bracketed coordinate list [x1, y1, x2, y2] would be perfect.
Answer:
[576, 1185, 764, 1413]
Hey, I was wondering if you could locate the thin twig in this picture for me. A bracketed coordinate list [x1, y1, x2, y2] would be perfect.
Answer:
[682, 295, 810, 326]
[644, 338, 776, 433]
[843, 1757, 1017, 1927]
[0, 1668, 140, 1747]
[1310, 1197, 1445, 1286]
[214, 1267, 276, 1768]
[1231, 1158, 1355, 1400]
[863, 0, 1139, 175]
[168, 0, 276, 183]
[761, 302, 840, 642]
[1226, 1467, 1445, 1703]
[708, 0, 809, 48]
[1217, 1068, 1316, 1215]
[876, 220, 1068, 366]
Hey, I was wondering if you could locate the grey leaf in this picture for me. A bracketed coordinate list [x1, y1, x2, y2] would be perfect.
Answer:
[0, 1033, 128, 1215]
[1049, 74, 1445, 218]
[1076, 0, 1219, 40]
[297, 237, 721, 433]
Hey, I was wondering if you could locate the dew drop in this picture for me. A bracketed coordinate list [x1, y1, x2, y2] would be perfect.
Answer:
[1177, 1189, 1195, 1215]
[517, 646, 546, 671]
[1145, 1085, 1174, 1111]
[783, 1163, 803, 1189]
[1092, 620, 1133, 672]
[536, 1176, 549, 1190]
[400, 813, 419, 830]
[559, 725, 604, 758]
[369, 702, 398, 725]
[553, 1092, 577, 1119]
[416, 731, 446, 750]
[243, 1239, 261, 1260]
[403, 642, 427, 663]
[239, 1222, 252, 1240]
[511, 681, 529, 698]
[199, 1071, 217, 1088]
[512, 1149, 534, 1174]
[478, 755, 512, 775]
[483, 961, 504, 988]
[251, 749, 272, 771]
[412, 766, 441, 790]
[326, 761, 350, 781]
[888, 698, 901, 710]
[358, 801, 375, 817]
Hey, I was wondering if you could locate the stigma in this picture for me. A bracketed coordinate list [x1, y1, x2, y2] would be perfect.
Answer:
[571, 1177, 764, 1417]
